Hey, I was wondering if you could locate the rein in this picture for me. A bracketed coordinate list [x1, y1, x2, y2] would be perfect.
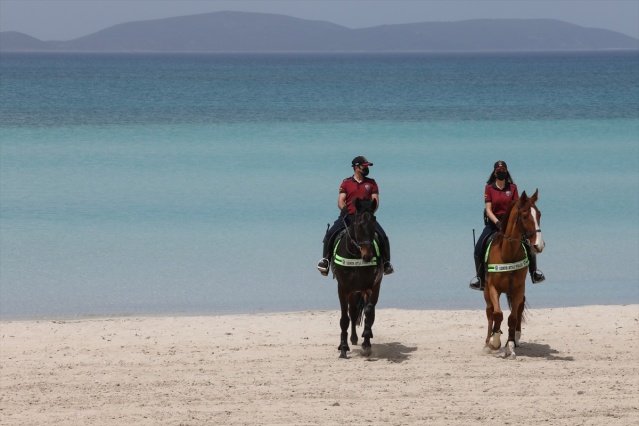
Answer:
[341, 215, 361, 257]
[341, 214, 373, 253]
[334, 212, 379, 267]
[488, 204, 539, 272]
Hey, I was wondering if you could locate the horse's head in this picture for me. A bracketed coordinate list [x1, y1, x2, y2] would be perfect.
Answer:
[352, 198, 378, 263]
[517, 189, 545, 254]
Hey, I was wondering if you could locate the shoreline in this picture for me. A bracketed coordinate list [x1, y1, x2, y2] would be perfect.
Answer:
[2, 299, 638, 323]
[1, 305, 638, 425]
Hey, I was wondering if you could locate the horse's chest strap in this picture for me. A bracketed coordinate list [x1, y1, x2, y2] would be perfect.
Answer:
[487, 258, 530, 272]
[333, 239, 380, 267]
[334, 257, 378, 267]
[485, 241, 530, 273]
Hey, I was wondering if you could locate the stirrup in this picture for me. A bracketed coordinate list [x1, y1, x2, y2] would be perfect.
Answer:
[469, 278, 484, 291]
[317, 258, 329, 276]
[532, 270, 545, 284]
[383, 261, 394, 275]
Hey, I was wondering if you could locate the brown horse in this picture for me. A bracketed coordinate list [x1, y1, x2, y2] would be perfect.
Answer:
[332, 198, 384, 359]
[483, 189, 545, 359]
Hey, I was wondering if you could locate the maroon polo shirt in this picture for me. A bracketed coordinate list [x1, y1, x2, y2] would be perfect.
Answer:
[339, 176, 379, 214]
[484, 183, 519, 216]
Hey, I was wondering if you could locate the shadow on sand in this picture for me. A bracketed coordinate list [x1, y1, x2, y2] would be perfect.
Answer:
[513, 341, 574, 360]
[355, 342, 417, 363]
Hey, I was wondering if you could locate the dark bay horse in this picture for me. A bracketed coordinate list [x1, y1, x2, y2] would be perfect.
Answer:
[332, 198, 384, 359]
[484, 190, 545, 359]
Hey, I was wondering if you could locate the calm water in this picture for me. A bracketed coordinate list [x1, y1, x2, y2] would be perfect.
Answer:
[1, 52, 638, 319]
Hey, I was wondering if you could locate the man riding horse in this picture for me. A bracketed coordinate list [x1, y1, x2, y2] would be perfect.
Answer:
[317, 156, 394, 276]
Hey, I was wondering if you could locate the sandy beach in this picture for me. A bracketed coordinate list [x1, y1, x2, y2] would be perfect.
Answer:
[1, 305, 637, 425]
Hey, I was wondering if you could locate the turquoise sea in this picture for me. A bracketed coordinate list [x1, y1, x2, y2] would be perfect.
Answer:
[1, 51, 638, 319]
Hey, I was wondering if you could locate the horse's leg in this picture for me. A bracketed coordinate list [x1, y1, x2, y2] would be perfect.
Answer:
[484, 294, 494, 353]
[361, 287, 379, 356]
[360, 302, 375, 357]
[337, 288, 351, 359]
[505, 289, 525, 359]
[349, 293, 360, 346]
[487, 284, 503, 351]
[515, 295, 525, 347]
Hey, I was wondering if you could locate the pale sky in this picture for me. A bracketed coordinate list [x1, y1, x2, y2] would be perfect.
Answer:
[1, 0, 637, 41]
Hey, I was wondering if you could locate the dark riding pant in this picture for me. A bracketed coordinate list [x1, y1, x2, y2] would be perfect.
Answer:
[375, 222, 391, 262]
[474, 223, 499, 259]
[322, 216, 351, 258]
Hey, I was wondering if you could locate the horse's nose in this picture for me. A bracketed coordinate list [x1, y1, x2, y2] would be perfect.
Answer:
[361, 245, 374, 263]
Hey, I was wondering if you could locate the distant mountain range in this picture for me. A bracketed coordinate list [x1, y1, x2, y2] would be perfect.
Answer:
[1, 11, 637, 52]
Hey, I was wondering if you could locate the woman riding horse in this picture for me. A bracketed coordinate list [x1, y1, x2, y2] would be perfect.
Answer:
[470, 161, 545, 291]
[484, 190, 545, 359]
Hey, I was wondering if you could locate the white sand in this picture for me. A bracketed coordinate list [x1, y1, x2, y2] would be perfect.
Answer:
[1, 305, 638, 425]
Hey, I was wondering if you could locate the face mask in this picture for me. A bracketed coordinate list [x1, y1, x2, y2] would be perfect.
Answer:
[496, 171, 508, 180]
[361, 167, 370, 177]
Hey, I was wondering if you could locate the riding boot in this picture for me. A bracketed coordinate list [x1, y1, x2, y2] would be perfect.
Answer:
[469, 255, 485, 291]
[317, 234, 331, 276]
[317, 258, 329, 276]
[528, 252, 545, 284]
[381, 236, 394, 275]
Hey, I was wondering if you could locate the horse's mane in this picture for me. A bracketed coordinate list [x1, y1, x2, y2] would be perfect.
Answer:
[493, 197, 520, 244]
[355, 198, 376, 214]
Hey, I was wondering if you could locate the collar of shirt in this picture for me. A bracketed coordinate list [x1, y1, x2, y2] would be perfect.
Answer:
[351, 176, 370, 184]
[492, 182, 508, 191]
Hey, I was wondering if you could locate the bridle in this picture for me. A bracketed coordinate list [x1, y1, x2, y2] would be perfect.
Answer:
[341, 211, 374, 255]
[506, 204, 541, 246]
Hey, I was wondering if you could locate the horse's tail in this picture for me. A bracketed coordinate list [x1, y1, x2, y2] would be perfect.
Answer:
[354, 293, 366, 327]
[506, 294, 529, 323]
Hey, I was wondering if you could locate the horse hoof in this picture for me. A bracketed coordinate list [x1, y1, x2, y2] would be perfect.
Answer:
[350, 337, 358, 346]
[482, 345, 492, 354]
[360, 346, 372, 357]
[339, 351, 349, 359]
[489, 333, 501, 350]
[506, 342, 517, 359]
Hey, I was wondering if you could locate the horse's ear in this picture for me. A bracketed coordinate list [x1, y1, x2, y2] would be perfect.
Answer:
[531, 189, 539, 203]
[354, 198, 362, 211]
[520, 191, 528, 204]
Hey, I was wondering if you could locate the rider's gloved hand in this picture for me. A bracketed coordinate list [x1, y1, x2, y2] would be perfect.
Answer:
[340, 206, 349, 217]
[495, 220, 501, 229]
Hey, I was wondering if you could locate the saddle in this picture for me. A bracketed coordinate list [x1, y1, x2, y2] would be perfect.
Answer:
[479, 231, 497, 260]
